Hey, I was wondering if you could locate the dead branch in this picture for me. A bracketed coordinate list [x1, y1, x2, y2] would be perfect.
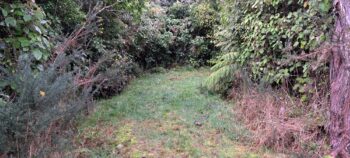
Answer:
[52, 2, 118, 57]
[281, 42, 342, 70]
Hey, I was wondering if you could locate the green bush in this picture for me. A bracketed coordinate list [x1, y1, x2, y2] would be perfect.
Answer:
[130, 5, 175, 68]
[0, 2, 148, 155]
[93, 53, 140, 98]
[190, 2, 218, 36]
[129, 2, 218, 69]
[38, 0, 85, 32]
[190, 36, 216, 67]
[168, 2, 190, 19]
[0, 55, 92, 156]
[206, 0, 333, 96]
[188, 2, 219, 66]
[0, 2, 54, 71]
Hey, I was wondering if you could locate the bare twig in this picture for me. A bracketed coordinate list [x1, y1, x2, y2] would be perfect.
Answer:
[53, 2, 118, 57]
[281, 42, 338, 70]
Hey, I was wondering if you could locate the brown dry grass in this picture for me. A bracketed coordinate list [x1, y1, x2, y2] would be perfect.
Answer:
[230, 85, 330, 157]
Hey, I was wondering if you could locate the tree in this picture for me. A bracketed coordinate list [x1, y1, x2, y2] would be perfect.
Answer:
[330, 0, 350, 157]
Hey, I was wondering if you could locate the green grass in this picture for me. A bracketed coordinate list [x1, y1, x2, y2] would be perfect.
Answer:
[72, 67, 284, 158]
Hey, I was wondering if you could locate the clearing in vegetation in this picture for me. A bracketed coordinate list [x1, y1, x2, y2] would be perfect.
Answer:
[72, 68, 285, 158]
[3, 0, 350, 157]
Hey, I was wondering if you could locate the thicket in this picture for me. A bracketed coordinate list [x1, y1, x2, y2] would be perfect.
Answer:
[0, 55, 93, 157]
[0, 2, 54, 71]
[0, 0, 218, 156]
[205, 0, 334, 156]
[130, 1, 218, 68]
[0, 0, 142, 156]
[207, 0, 333, 96]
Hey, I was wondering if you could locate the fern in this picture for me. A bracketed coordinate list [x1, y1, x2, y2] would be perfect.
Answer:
[205, 52, 239, 92]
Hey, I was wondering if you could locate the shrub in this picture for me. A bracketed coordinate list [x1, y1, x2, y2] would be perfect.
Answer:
[93, 54, 140, 98]
[0, 2, 54, 71]
[190, 2, 218, 36]
[204, 0, 334, 156]
[188, 2, 219, 66]
[206, 0, 333, 97]
[130, 2, 219, 69]
[0, 55, 93, 157]
[0, 1, 148, 156]
[38, 0, 86, 33]
[190, 36, 216, 67]
[130, 6, 174, 68]
[168, 2, 190, 19]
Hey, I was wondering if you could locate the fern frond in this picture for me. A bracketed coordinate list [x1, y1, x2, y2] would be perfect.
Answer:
[205, 63, 237, 91]
[204, 51, 241, 92]
[211, 52, 237, 71]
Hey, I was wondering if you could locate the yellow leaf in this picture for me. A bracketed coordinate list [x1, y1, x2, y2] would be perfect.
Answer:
[40, 91, 46, 97]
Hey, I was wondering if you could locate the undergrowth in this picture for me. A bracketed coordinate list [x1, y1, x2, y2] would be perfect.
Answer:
[229, 81, 329, 157]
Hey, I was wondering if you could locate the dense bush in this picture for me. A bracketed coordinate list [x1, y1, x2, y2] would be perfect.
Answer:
[0, 1, 145, 156]
[0, 0, 147, 99]
[38, 0, 85, 33]
[0, 55, 92, 156]
[0, 0, 221, 156]
[168, 2, 190, 19]
[93, 53, 140, 98]
[132, 8, 174, 68]
[190, 2, 218, 36]
[0, 2, 54, 71]
[206, 0, 333, 97]
[189, 2, 219, 66]
[129, 1, 218, 68]
[204, 0, 334, 156]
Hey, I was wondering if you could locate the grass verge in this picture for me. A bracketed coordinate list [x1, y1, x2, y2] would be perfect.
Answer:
[71, 67, 285, 158]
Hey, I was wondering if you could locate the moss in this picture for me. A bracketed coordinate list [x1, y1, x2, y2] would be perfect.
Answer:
[114, 123, 137, 146]
[130, 150, 144, 158]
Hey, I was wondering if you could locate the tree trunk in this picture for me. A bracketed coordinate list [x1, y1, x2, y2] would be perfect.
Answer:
[330, 0, 350, 157]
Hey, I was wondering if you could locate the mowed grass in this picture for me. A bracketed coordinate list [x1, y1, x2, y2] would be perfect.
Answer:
[73, 67, 283, 158]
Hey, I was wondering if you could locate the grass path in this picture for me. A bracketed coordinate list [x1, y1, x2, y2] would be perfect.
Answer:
[74, 68, 282, 158]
